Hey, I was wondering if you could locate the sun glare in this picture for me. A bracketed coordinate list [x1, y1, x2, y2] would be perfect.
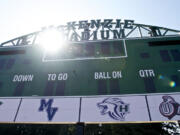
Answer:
[38, 28, 65, 53]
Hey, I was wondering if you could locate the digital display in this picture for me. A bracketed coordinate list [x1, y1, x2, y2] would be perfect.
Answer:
[43, 40, 127, 61]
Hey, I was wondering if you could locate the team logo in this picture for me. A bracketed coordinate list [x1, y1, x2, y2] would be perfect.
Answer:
[39, 99, 58, 121]
[97, 97, 130, 121]
[159, 96, 180, 119]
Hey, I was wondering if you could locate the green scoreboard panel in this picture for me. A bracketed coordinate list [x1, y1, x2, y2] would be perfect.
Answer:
[0, 36, 179, 97]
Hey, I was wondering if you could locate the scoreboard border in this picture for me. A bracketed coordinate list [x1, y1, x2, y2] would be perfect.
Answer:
[42, 39, 128, 62]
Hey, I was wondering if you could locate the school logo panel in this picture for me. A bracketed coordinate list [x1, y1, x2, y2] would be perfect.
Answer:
[159, 96, 180, 119]
[0, 99, 21, 122]
[97, 97, 130, 121]
[80, 96, 149, 122]
[16, 98, 79, 122]
[147, 94, 180, 121]
[39, 99, 58, 121]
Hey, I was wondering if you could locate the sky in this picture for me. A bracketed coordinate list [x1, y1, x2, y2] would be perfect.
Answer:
[0, 0, 180, 43]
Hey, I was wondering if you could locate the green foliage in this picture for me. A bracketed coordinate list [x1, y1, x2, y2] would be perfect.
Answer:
[1, 123, 178, 135]
[84, 123, 162, 135]
[162, 122, 180, 135]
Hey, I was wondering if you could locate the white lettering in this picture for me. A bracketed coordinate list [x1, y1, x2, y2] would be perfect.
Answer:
[112, 71, 122, 79]
[99, 72, 104, 79]
[139, 69, 155, 78]
[48, 74, 52, 81]
[95, 71, 124, 80]
[58, 73, 68, 80]
[106, 72, 111, 79]
[18, 75, 22, 81]
[13, 75, 18, 82]
[12, 75, 34, 82]
[48, 74, 56, 81]
[52, 74, 56, 80]
[149, 70, 155, 77]
[48, 73, 68, 81]
[139, 70, 145, 77]
[22, 75, 28, 81]
[95, 72, 99, 80]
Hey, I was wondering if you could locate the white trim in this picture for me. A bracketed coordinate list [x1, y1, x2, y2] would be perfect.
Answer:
[123, 39, 128, 57]
[1, 92, 180, 99]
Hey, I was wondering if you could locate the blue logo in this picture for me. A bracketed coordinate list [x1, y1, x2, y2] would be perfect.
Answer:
[39, 99, 58, 121]
[97, 97, 130, 121]
[159, 96, 180, 119]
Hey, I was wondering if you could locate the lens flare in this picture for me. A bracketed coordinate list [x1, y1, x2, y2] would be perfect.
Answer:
[37, 28, 65, 53]
[158, 75, 164, 79]
[158, 75, 177, 88]
[169, 81, 176, 87]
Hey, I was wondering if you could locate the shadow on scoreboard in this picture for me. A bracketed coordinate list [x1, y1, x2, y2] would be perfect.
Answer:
[42, 40, 127, 62]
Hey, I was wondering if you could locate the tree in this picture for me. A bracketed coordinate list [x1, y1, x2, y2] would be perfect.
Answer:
[162, 122, 180, 135]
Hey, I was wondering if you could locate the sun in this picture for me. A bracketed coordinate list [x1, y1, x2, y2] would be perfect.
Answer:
[37, 27, 66, 53]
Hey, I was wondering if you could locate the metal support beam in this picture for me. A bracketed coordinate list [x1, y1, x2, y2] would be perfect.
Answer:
[76, 122, 85, 135]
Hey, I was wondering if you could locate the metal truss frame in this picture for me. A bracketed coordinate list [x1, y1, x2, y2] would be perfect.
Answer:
[1, 22, 180, 47]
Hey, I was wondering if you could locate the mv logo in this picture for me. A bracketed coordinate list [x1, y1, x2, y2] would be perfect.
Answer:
[39, 99, 58, 121]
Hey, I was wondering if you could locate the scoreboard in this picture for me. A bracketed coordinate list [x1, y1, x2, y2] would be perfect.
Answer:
[0, 19, 180, 124]
[0, 36, 180, 97]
